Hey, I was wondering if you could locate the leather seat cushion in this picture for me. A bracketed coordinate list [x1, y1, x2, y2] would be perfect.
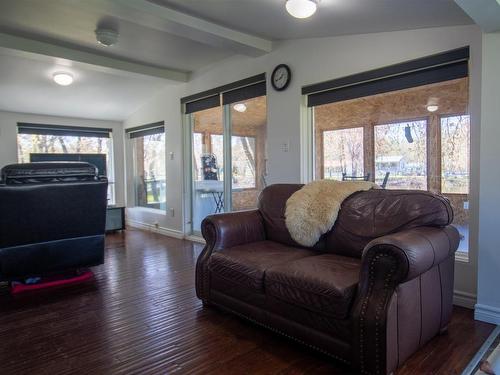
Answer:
[265, 254, 361, 319]
[208, 241, 316, 292]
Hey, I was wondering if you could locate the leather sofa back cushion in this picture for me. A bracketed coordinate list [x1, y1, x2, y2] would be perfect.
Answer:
[258, 184, 328, 250]
[258, 184, 453, 258]
[328, 189, 453, 258]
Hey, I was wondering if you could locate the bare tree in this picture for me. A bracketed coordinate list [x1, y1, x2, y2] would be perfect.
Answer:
[58, 137, 68, 153]
[239, 137, 255, 176]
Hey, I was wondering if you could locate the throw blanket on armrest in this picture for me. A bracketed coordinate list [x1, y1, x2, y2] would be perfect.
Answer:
[285, 180, 378, 247]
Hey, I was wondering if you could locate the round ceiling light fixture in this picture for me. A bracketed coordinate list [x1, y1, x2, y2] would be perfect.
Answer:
[233, 103, 247, 112]
[286, 0, 318, 19]
[53, 72, 74, 86]
[426, 104, 439, 112]
[95, 27, 119, 46]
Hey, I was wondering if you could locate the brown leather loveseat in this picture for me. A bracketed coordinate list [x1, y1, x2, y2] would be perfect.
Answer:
[196, 184, 459, 375]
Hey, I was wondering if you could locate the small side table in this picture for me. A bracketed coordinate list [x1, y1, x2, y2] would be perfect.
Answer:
[106, 206, 125, 232]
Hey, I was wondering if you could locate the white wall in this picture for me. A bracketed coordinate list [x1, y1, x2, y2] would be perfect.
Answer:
[124, 24, 482, 304]
[0, 110, 126, 206]
[475, 32, 500, 325]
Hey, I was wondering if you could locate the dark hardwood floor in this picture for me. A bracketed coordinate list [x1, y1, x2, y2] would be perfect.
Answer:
[0, 229, 494, 374]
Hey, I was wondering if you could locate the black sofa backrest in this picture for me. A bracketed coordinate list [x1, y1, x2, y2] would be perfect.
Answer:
[0, 162, 108, 249]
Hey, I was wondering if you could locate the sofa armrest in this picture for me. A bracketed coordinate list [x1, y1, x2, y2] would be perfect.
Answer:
[361, 225, 459, 283]
[196, 210, 266, 302]
[201, 210, 266, 251]
[351, 225, 459, 375]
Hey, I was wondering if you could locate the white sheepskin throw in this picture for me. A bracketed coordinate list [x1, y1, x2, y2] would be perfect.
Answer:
[285, 180, 377, 247]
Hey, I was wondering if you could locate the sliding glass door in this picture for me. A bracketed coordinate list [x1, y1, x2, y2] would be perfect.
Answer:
[190, 105, 224, 232]
[185, 77, 267, 235]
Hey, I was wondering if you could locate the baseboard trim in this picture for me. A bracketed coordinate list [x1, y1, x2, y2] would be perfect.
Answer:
[454, 290, 477, 309]
[126, 219, 184, 240]
[474, 303, 500, 325]
[185, 234, 206, 244]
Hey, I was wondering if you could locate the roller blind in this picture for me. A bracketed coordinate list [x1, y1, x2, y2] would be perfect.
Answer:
[181, 73, 266, 114]
[303, 46, 470, 107]
[17, 123, 112, 138]
[125, 121, 165, 139]
[185, 94, 220, 115]
[222, 81, 266, 105]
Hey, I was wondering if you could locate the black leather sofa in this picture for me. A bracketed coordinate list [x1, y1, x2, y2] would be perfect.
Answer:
[0, 162, 108, 281]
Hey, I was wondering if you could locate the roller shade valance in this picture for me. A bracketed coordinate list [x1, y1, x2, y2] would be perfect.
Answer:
[126, 121, 165, 139]
[185, 94, 220, 114]
[17, 123, 112, 138]
[303, 46, 470, 107]
[181, 73, 266, 114]
[222, 81, 266, 105]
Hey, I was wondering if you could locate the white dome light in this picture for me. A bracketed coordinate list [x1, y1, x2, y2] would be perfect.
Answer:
[233, 103, 247, 112]
[53, 72, 74, 86]
[426, 105, 439, 112]
[286, 0, 318, 19]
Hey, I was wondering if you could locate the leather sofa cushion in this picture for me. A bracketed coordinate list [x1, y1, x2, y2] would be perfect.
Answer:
[265, 254, 361, 319]
[257, 184, 326, 251]
[256, 184, 452, 258]
[327, 189, 453, 258]
[258, 184, 303, 247]
[208, 241, 316, 292]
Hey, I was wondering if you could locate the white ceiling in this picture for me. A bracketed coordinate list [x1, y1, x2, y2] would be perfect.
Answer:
[0, 49, 170, 121]
[0, 0, 476, 121]
[155, 0, 473, 40]
[0, 0, 233, 72]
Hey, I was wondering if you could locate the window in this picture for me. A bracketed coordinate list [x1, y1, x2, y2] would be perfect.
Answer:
[322, 127, 364, 180]
[127, 122, 166, 211]
[441, 115, 470, 194]
[374, 120, 427, 190]
[306, 47, 471, 253]
[231, 136, 256, 189]
[16, 123, 115, 204]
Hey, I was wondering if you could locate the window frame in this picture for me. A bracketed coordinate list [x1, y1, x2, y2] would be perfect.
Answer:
[304, 85, 472, 260]
[302, 47, 476, 277]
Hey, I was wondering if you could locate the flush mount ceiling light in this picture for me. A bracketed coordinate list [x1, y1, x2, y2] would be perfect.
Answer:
[233, 103, 247, 112]
[286, 0, 318, 19]
[95, 27, 119, 46]
[426, 104, 439, 112]
[53, 72, 74, 86]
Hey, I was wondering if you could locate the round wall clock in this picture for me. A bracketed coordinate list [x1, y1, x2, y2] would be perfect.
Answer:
[271, 64, 292, 91]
